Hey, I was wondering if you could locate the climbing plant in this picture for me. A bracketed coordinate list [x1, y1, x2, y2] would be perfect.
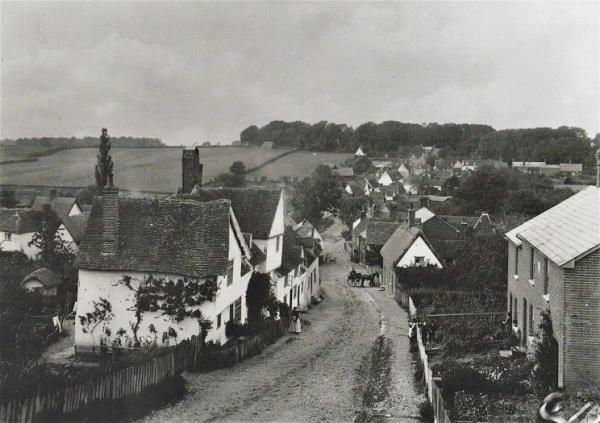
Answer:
[117, 274, 219, 345]
[78, 297, 114, 350]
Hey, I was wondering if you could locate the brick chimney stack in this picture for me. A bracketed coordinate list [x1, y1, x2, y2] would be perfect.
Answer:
[408, 203, 415, 227]
[181, 147, 203, 193]
[102, 174, 119, 255]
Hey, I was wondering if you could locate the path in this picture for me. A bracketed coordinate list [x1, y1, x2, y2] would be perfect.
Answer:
[139, 219, 423, 422]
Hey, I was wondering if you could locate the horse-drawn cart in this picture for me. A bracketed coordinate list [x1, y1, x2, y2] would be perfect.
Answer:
[347, 271, 379, 288]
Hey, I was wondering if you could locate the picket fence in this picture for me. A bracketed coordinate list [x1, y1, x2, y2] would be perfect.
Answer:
[0, 318, 291, 422]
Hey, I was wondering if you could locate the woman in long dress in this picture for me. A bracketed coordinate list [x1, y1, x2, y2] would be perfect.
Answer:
[291, 307, 302, 334]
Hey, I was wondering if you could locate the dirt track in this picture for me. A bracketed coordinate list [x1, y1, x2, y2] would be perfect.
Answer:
[139, 220, 423, 423]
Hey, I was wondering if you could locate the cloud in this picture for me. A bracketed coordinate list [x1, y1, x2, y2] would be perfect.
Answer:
[1, 1, 598, 144]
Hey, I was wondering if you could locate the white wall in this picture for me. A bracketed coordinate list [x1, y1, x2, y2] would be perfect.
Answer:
[265, 192, 285, 272]
[378, 172, 393, 186]
[396, 236, 442, 268]
[0, 231, 40, 259]
[68, 203, 82, 216]
[75, 226, 248, 351]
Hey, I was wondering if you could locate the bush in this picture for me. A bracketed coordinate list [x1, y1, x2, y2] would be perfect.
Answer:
[225, 320, 242, 338]
[418, 400, 434, 422]
[278, 302, 290, 318]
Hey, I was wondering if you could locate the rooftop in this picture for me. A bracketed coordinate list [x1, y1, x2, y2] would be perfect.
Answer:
[506, 186, 599, 266]
[31, 196, 79, 221]
[0, 208, 43, 234]
[22, 267, 62, 288]
[61, 212, 90, 243]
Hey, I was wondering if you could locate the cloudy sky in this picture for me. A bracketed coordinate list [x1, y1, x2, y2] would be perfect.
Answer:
[1, 1, 598, 145]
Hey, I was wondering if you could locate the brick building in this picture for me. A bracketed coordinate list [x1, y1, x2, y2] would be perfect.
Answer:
[505, 186, 599, 389]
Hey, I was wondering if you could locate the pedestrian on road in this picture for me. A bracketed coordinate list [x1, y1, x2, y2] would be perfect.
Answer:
[291, 307, 302, 334]
[408, 319, 416, 339]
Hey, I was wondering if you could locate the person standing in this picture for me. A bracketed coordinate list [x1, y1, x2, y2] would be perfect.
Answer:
[291, 307, 302, 334]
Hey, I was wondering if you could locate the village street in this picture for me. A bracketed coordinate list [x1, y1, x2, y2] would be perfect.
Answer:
[139, 220, 423, 423]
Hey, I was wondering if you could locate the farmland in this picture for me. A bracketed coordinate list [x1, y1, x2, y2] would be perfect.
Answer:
[0, 147, 287, 192]
[246, 151, 352, 180]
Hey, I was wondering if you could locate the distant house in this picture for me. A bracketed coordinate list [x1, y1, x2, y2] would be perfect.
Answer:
[261, 142, 274, 150]
[397, 163, 410, 179]
[21, 268, 62, 297]
[294, 220, 323, 244]
[512, 161, 547, 174]
[56, 211, 90, 251]
[540, 165, 561, 177]
[559, 163, 583, 177]
[372, 160, 393, 169]
[505, 186, 599, 390]
[351, 218, 401, 265]
[332, 167, 354, 180]
[0, 208, 43, 259]
[31, 191, 82, 221]
[381, 225, 442, 294]
[363, 177, 380, 196]
[355, 146, 366, 157]
[377, 169, 401, 186]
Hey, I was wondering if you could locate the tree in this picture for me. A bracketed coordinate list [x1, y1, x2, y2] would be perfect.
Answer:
[245, 272, 272, 323]
[95, 128, 114, 192]
[290, 165, 341, 223]
[214, 172, 245, 187]
[230, 161, 246, 175]
[75, 185, 97, 205]
[338, 194, 369, 229]
[534, 310, 559, 391]
[0, 190, 17, 208]
[441, 175, 461, 196]
[240, 125, 260, 146]
[352, 156, 372, 174]
[455, 168, 508, 214]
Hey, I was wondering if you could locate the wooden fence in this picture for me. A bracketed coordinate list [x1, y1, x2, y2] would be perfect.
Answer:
[192, 318, 290, 371]
[0, 318, 290, 422]
[415, 324, 452, 423]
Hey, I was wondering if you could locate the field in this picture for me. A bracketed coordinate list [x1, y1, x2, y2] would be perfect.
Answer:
[0, 147, 286, 192]
[246, 151, 352, 179]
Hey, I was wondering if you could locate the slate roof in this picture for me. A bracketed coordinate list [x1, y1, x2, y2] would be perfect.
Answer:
[439, 215, 480, 229]
[61, 212, 90, 243]
[430, 239, 464, 260]
[22, 267, 62, 288]
[506, 186, 599, 266]
[365, 221, 401, 245]
[76, 198, 234, 278]
[0, 208, 43, 233]
[176, 188, 281, 239]
[31, 196, 79, 221]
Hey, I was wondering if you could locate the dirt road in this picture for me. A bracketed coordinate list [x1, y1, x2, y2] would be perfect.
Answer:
[139, 220, 423, 422]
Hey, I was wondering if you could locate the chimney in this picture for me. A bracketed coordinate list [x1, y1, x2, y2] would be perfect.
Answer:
[461, 221, 468, 238]
[181, 147, 203, 193]
[419, 196, 428, 208]
[102, 176, 119, 255]
[408, 203, 416, 227]
[49, 189, 58, 200]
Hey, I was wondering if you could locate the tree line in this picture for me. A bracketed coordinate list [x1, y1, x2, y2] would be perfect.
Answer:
[240, 120, 596, 165]
[1, 136, 165, 149]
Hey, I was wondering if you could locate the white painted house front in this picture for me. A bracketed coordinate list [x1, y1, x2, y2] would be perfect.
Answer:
[75, 194, 252, 352]
[0, 208, 43, 259]
[377, 171, 394, 186]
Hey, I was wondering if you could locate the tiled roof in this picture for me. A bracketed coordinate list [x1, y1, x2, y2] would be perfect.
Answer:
[366, 221, 401, 245]
[61, 212, 90, 243]
[250, 242, 267, 266]
[380, 224, 420, 263]
[506, 186, 599, 266]
[0, 208, 43, 233]
[430, 239, 464, 260]
[439, 215, 480, 229]
[175, 188, 281, 239]
[296, 222, 316, 239]
[279, 228, 304, 274]
[31, 196, 79, 221]
[76, 197, 233, 278]
[352, 217, 367, 237]
[22, 267, 61, 288]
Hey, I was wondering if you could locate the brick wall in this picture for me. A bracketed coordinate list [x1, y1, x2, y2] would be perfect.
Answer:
[563, 249, 600, 389]
[101, 186, 119, 255]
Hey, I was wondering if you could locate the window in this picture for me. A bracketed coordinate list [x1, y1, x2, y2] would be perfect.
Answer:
[543, 258, 549, 295]
[229, 303, 234, 321]
[227, 260, 234, 286]
[217, 313, 222, 329]
[414, 256, 425, 266]
[509, 293, 513, 315]
[276, 235, 280, 252]
[529, 247, 534, 280]
[529, 305, 534, 335]
[284, 274, 289, 287]
[234, 297, 242, 322]
[523, 298, 528, 342]
[4, 232, 11, 241]
[513, 298, 518, 321]
[514, 246, 519, 275]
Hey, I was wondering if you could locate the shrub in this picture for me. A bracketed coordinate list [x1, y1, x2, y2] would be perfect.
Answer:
[225, 320, 242, 338]
[418, 400, 434, 422]
[278, 302, 290, 318]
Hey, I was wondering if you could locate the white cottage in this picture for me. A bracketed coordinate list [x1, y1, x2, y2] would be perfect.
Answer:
[74, 188, 252, 352]
[0, 208, 43, 259]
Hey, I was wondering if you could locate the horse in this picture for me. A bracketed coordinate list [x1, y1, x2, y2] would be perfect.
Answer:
[360, 271, 380, 287]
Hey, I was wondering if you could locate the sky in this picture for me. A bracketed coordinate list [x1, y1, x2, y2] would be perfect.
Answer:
[1, 1, 599, 145]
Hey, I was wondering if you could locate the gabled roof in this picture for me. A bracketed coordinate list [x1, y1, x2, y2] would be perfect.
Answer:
[352, 217, 368, 237]
[0, 208, 43, 233]
[31, 196, 79, 221]
[506, 186, 599, 266]
[365, 220, 401, 245]
[250, 242, 267, 266]
[22, 267, 61, 288]
[175, 188, 282, 239]
[279, 227, 304, 274]
[415, 207, 436, 223]
[76, 198, 237, 278]
[439, 215, 480, 229]
[380, 225, 419, 262]
[559, 163, 582, 172]
[296, 221, 317, 239]
[60, 212, 90, 243]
